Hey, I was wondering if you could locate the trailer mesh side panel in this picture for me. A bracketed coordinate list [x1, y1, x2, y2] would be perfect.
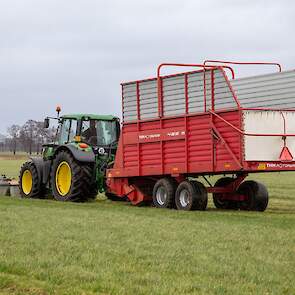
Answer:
[122, 84, 137, 122]
[231, 70, 295, 109]
[122, 69, 237, 122]
[139, 80, 158, 120]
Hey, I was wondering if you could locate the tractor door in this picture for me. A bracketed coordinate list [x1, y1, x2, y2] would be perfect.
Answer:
[58, 119, 78, 144]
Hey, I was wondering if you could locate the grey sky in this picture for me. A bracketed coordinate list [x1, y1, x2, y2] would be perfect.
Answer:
[1, 0, 295, 134]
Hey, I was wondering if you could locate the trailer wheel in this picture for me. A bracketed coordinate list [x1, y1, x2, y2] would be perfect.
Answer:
[175, 181, 207, 211]
[152, 178, 176, 209]
[19, 161, 44, 198]
[238, 181, 268, 211]
[213, 177, 237, 209]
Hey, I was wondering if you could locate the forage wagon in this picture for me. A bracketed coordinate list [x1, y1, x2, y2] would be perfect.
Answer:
[19, 60, 295, 212]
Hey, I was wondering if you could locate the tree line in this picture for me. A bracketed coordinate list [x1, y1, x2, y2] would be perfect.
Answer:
[1, 120, 56, 154]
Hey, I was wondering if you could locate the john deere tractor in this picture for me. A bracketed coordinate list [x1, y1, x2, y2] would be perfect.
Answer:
[19, 110, 120, 201]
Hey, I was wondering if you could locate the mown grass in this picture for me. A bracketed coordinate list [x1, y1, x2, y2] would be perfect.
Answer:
[0, 156, 294, 294]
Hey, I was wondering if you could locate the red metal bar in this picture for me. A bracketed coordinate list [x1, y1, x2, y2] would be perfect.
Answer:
[136, 81, 140, 120]
[211, 70, 215, 111]
[121, 84, 125, 168]
[210, 110, 295, 137]
[157, 77, 163, 117]
[136, 81, 141, 175]
[204, 59, 282, 74]
[184, 73, 188, 114]
[210, 113, 215, 171]
[211, 123, 243, 169]
[242, 107, 295, 112]
[219, 68, 241, 109]
[203, 69, 207, 112]
[184, 116, 188, 172]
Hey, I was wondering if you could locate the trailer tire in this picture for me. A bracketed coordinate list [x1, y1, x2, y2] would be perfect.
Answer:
[238, 181, 268, 211]
[175, 181, 207, 211]
[152, 178, 176, 209]
[19, 161, 44, 198]
[213, 177, 238, 209]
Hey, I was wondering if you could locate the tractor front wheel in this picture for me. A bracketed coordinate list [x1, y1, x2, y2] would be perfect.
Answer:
[19, 161, 44, 198]
[51, 151, 97, 202]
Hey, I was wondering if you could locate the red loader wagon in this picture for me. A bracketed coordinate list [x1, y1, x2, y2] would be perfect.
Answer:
[106, 60, 295, 211]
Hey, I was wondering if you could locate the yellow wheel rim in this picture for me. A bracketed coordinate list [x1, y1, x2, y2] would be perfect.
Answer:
[22, 169, 33, 195]
[55, 161, 72, 196]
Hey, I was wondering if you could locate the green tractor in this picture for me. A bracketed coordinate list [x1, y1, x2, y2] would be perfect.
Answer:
[19, 109, 120, 202]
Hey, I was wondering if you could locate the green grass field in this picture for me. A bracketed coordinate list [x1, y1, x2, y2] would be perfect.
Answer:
[0, 154, 294, 294]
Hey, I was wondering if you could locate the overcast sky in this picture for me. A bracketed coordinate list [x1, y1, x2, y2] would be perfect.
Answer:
[1, 0, 295, 134]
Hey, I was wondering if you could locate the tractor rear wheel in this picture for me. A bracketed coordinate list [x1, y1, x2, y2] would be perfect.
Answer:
[152, 178, 176, 209]
[213, 177, 238, 209]
[237, 181, 268, 211]
[175, 180, 207, 211]
[81, 164, 98, 200]
[19, 161, 44, 198]
[51, 150, 97, 202]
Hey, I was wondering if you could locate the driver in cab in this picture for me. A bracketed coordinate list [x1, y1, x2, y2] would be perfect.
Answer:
[82, 120, 97, 144]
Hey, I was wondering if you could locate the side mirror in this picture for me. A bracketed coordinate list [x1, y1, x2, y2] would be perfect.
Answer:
[44, 117, 50, 128]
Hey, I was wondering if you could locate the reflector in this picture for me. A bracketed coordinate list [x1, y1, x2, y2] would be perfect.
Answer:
[279, 146, 293, 161]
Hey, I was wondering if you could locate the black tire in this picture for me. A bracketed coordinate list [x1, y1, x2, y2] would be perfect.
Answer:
[81, 164, 98, 200]
[175, 181, 207, 211]
[152, 178, 176, 209]
[213, 177, 237, 209]
[19, 161, 44, 198]
[105, 192, 127, 202]
[51, 150, 95, 202]
[237, 181, 268, 211]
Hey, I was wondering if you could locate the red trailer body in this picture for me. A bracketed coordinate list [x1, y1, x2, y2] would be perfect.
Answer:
[106, 61, 295, 211]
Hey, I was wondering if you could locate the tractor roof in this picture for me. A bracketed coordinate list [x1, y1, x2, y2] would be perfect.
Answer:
[61, 114, 118, 121]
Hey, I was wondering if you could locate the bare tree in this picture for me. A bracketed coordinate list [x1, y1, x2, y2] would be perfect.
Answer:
[7, 124, 21, 155]
[6, 120, 57, 154]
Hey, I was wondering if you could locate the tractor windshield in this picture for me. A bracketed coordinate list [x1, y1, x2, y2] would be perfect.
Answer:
[81, 120, 118, 146]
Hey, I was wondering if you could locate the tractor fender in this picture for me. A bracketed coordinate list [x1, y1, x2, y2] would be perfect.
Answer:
[30, 156, 52, 184]
[54, 145, 95, 163]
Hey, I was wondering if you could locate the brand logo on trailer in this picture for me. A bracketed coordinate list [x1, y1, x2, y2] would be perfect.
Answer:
[138, 134, 160, 140]
[138, 130, 186, 142]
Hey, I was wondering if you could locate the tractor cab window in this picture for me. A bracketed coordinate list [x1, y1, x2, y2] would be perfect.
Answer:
[81, 119, 118, 146]
[97, 120, 117, 145]
[58, 119, 77, 144]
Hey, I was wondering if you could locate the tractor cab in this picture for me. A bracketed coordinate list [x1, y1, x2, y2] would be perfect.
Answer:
[57, 114, 120, 149]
